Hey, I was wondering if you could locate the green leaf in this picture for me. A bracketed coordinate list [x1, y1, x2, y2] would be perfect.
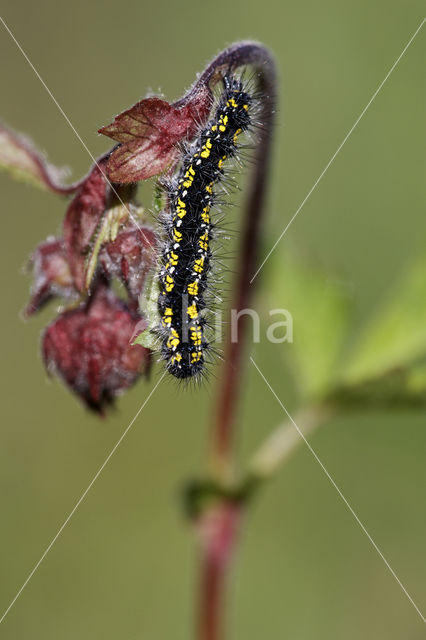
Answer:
[268, 251, 351, 399]
[330, 363, 426, 410]
[341, 253, 426, 385]
[132, 276, 161, 350]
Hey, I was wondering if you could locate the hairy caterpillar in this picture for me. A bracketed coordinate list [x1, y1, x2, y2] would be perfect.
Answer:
[157, 75, 252, 379]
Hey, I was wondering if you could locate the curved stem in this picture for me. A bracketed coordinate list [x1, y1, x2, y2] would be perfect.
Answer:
[174, 42, 277, 476]
[189, 42, 277, 640]
[205, 43, 277, 477]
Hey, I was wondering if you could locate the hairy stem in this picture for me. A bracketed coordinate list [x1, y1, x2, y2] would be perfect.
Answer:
[206, 42, 277, 477]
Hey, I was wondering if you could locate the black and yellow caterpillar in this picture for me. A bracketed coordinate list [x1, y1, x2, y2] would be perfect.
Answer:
[157, 75, 252, 379]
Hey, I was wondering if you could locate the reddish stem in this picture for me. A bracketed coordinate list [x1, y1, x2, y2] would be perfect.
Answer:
[197, 504, 241, 640]
[199, 555, 222, 640]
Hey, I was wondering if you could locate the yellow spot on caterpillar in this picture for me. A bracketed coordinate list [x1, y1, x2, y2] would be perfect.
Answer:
[205, 183, 213, 194]
[167, 328, 180, 349]
[167, 337, 179, 349]
[183, 167, 195, 188]
[187, 281, 199, 296]
[233, 128, 242, 144]
[227, 98, 238, 108]
[187, 303, 198, 319]
[191, 351, 202, 364]
[218, 154, 227, 169]
[173, 229, 182, 243]
[201, 207, 210, 223]
[190, 326, 202, 346]
[162, 308, 173, 326]
[201, 138, 213, 158]
[171, 352, 182, 364]
[198, 232, 209, 251]
[165, 274, 175, 292]
[194, 256, 205, 273]
[219, 114, 228, 132]
[169, 251, 178, 266]
[167, 329, 180, 349]
[243, 104, 249, 110]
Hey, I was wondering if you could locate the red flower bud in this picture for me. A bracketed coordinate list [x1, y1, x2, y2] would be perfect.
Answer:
[42, 285, 151, 413]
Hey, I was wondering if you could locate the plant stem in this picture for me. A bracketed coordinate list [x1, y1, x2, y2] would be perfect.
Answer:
[196, 504, 240, 640]
[205, 42, 277, 478]
[198, 553, 222, 640]
[188, 42, 277, 640]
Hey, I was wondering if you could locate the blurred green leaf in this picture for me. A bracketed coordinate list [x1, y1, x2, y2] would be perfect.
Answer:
[268, 252, 351, 399]
[341, 253, 426, 385]
[330, 362, 426, 410]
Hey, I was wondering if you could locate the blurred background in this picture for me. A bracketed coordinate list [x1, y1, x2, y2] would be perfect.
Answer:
[0, 1, 425, 638]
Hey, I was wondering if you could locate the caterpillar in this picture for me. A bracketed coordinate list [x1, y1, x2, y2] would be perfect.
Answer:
[157, 75, 252, 379]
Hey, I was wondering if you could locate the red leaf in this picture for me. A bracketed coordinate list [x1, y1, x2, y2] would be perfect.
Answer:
[42, 285, 151, 413]
[100, 226, 157, 303]
[63, 158, 110, 291]
[98, 85, 213, 182]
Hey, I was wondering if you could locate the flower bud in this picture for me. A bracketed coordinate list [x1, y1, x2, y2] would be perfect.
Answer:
[42, 285, 151, 412]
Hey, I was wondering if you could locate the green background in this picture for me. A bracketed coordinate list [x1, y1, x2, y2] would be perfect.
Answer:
[0, 1, 425, 638]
